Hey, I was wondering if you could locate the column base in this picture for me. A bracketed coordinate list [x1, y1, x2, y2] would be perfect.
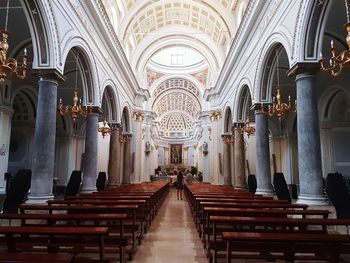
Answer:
[80, 187, 97, 193]
[27, 194, 54, 204]
[107, 183, 120, 188]
[234, 184, 247, 190]
[296, 193, 329, 205]
[256, 188, 275, 196]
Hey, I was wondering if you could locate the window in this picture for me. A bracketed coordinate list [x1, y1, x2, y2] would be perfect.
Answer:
[171, 54, 183, 65]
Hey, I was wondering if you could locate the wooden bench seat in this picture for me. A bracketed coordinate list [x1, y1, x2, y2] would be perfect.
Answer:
[47, 199, 149, 239]
[0, 252, 74, 263]
[223, 231, 350, 263]
[209, 216, 350, 263]
[19, 204, 139, 260]
[0, 226, 108, 261]
[66, 195, 154, 226]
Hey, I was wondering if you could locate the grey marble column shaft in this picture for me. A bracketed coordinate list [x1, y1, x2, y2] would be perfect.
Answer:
[296, 73, 327, 204]
[108, 127, 121, 186]
[122, 136, 132, 184]
[255, 111, 274, 194]
[234, 128, 247, 189]
[29, 76, 58, 202]
[222, 139, 232, 186]
[81, 113, 98, 192]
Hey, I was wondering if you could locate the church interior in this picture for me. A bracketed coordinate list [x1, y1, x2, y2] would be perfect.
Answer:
[1, 0, 350, 262]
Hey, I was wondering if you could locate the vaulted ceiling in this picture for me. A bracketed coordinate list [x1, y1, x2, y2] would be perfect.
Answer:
[102, 0, 249, 141]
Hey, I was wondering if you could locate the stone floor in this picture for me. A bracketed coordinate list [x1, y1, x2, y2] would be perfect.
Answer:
[131, 189, 350, 263]
[131, 189, 208, 263]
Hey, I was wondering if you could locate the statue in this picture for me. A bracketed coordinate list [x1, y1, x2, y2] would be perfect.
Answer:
[145, 141, 151, 154]
[202, 141, 208, 155]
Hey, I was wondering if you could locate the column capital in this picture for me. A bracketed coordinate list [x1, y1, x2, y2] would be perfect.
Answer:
[233, 122, 245, 129]
[108, 122, 122, 131]
[287, 62, 320, 77]
[221, 133, 234, 144]
[87, 106, 102, 115]
[133, 110, 145, 122]
[34, 69, 66, 82]
[119, 133, 132, 144]
[252, 103, 269, 113]
[209, 110, 221, 121]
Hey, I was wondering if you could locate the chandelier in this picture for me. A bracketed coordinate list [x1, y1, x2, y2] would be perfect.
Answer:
[261, 50, 294, 119]
[98, 119, 112, 138]
[319, 0, 350, 76]
[58, 90, 89, 122]
[0, 0, 28, 84]
[57, 53, 89, 121]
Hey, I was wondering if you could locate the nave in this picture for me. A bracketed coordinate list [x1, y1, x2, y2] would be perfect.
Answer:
[132, 188, 207, 263]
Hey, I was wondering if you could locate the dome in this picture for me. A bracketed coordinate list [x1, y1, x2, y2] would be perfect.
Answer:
[158, 111, 194, 139]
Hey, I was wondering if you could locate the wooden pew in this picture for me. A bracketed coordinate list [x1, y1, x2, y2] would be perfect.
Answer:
[19, 204, 139, 259]
[199, 203, 310, 239]
[210, 216, 350, 263]
[47, 199, 148, 239]
[0, 226, 108, 261]
[0, 253, 74, 263]
[0, 212, 127, 262]
[202, 207, 330, 254]
[223, 231, 350, 263]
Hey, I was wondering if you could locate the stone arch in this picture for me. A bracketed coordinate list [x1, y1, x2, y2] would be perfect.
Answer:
[7, 85, 37, 175]
[21, 0, 59, 68]
[101, 84, 119, 122]
[296, 0, 331, 62]
[319, 86, 350, 123]
[254, 35, 292, 102]
[235, 84, 253, 123]
[223, 106, 232, 133]
[121, 105, 131, 133]
[61, 39, 99, 105]
[150, 75, 205, 98]
[133, 34, 221, 73]
[10, 86, 37, 122]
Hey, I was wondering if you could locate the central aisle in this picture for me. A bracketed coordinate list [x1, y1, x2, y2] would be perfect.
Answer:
[131, 188, 208, 263]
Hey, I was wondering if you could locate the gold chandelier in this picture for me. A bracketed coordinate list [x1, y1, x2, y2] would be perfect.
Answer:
[262, 50, 294, 119]
[58, 53, 89, 122]
[0, 0, 28, 84]
[98, 119, 112, 138]
[319, 0, 350, 76]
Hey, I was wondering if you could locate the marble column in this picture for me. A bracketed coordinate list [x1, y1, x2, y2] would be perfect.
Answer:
[107, 124, 121, 186]
[209, 111, 221, 184]
[295, 70, 327, 204]
[234, 126, 247, 189]
[254, 108, 274, 195]
[0, 106, 13, 194]
[29, 74, 61, 203]
[81, 111, 99, 192]
[222, 134, 233, 186]
[133, 111, 144, 183]
[122, 134, 132, 184]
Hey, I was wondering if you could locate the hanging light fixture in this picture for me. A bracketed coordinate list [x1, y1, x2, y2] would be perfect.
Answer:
[57, 52, 89, 122]
[261, 49, 295, 119]
[0, 0, 28, 84]
[319, 0, 350, 76]
[98, 119, 112, 138]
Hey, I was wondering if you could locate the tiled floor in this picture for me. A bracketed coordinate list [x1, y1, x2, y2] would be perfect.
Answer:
[131, 189, 208, 263]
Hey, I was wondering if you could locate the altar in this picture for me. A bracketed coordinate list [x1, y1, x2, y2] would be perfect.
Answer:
[170, 144, 182, 164]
